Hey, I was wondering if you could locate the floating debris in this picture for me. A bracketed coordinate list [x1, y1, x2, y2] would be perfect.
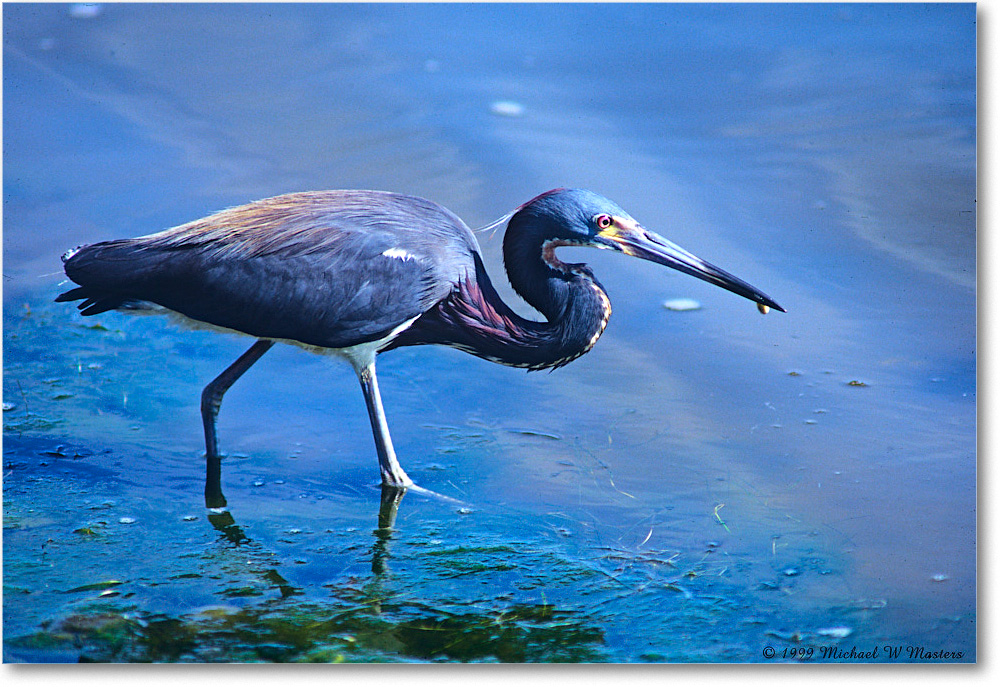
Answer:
[2, 402, 16, 412]
[931, 573, 950, 582]
[509, 428, 562, 440]
[118, 517, 136, 525]
[663, 298, 702, 312]
[817, 626, 853, 639]
[846, 380, 869, 387]
[490, 100, 525, 117]
[457, 507, 473, 515]
[787, 370, 803, 377]
[847, 598, 887, 610]
[783, 567, 801, 577]
[66, 580, 123, 594]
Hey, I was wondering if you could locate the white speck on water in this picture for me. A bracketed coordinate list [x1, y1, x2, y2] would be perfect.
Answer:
[182, 515, 198, 522]
[118, 517, 136, 525]
[252, 480, 265, 487]
[69, 4, 102, 19]
[2, 402, 15, 412]
[931, 573, 949, 582]
[457, 507, 473, 515]
[663, 298, 702, 311]
[817, 626, 853, 639]
[490, 100, 525, 117]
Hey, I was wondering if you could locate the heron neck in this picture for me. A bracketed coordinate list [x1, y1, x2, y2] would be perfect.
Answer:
[389, 251, 611, 370]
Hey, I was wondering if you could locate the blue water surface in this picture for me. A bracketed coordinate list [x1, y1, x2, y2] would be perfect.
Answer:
[3, 3, 975, 662]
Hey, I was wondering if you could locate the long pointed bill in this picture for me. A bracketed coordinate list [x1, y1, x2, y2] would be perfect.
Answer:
[598, 218, 785, 313]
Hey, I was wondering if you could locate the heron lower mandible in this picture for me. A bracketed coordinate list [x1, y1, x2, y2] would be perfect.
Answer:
[57, 188, 784, 493]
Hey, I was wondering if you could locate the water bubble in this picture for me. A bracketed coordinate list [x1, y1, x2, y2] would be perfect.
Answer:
[490, 100, 525, 117]
[69, 4, 102, 19]
[817, 626, 852, 639]
[663, 298, 701, 312]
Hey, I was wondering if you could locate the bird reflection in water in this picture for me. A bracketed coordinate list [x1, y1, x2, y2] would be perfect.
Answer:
[205, 462, 409, 578]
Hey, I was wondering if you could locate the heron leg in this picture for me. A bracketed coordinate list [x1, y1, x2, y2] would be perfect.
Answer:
[357, 361, 414, 488]
[201, 339, 274, 506]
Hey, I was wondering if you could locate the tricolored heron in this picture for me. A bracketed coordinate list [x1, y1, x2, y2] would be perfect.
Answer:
[57, 188, 783, 494]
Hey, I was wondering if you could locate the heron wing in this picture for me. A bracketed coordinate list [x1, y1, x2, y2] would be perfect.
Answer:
[58, 191, 480, 349]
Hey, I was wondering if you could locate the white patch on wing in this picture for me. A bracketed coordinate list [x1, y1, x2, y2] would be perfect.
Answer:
[382, 247, 418, 262]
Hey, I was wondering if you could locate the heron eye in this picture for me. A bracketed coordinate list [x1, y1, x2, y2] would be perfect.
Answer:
[595, 214, 614, 230]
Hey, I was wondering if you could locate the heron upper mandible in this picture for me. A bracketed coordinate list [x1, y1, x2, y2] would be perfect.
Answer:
[57, 189, 784, 490]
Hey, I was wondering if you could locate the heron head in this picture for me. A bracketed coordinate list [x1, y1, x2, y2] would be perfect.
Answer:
[515, 188, 785, 313]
